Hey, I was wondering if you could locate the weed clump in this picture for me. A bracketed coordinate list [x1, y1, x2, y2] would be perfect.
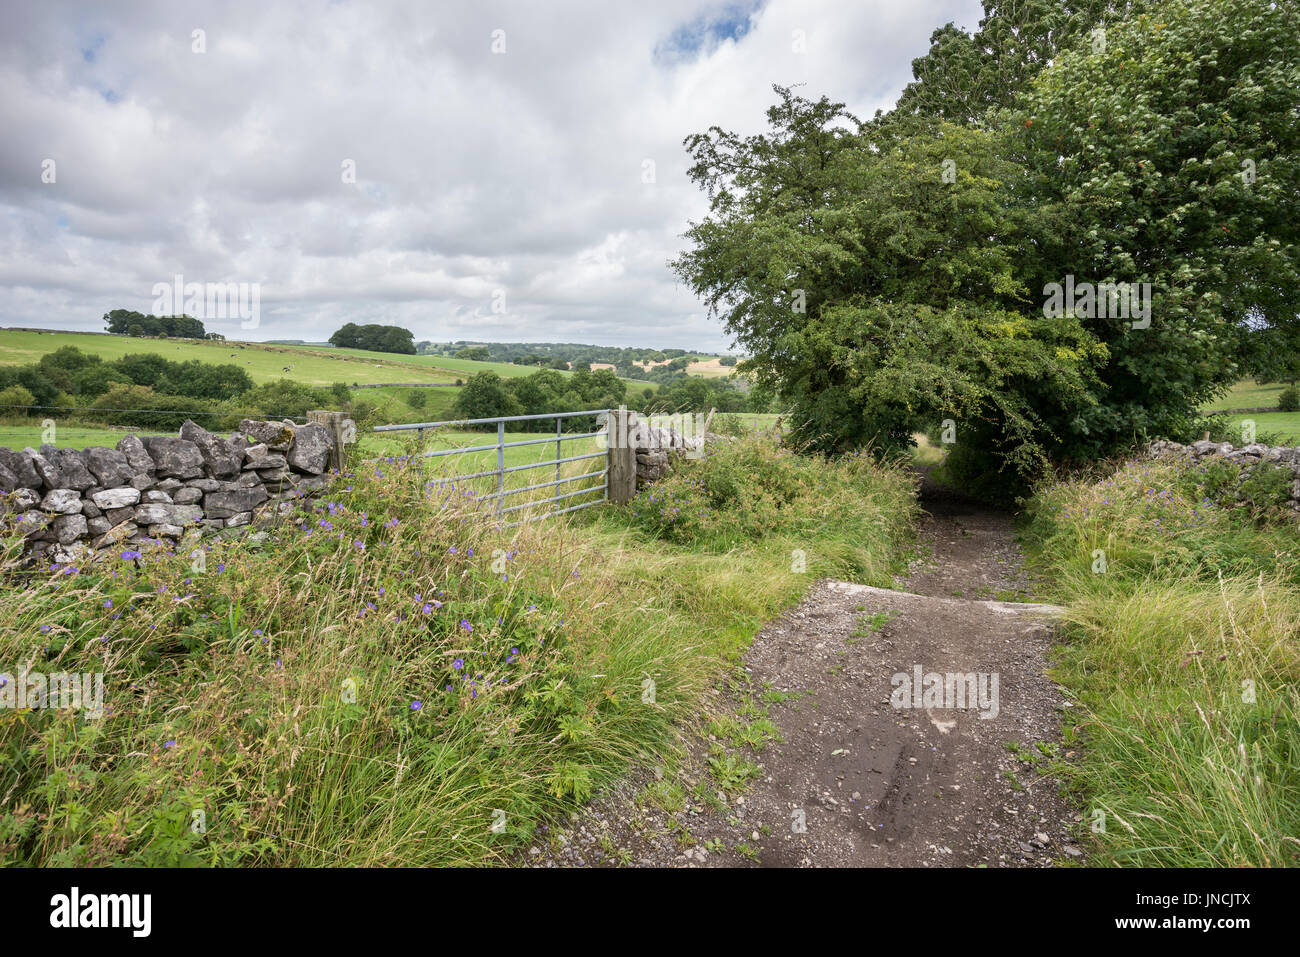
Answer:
[621, 431, 913, 553]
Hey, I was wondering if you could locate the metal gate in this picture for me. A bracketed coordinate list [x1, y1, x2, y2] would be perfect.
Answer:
[371, 409, 612, 526]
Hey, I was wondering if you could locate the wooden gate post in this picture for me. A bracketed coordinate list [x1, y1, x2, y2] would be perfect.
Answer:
[607, 406, 637, 504]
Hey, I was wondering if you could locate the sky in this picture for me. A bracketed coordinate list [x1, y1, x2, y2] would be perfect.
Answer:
[0, 0, 984, 351]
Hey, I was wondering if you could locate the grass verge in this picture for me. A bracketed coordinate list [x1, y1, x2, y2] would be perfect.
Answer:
[0, 431, 913, 865]
[1024, 456, 1300, 867]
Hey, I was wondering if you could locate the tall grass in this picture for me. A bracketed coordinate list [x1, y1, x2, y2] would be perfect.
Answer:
[1025, 458, 1300, 867]
[0, 431, 913, 865]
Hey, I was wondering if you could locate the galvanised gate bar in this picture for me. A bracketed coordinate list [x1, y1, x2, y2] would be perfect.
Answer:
[371, 409, 615, 527]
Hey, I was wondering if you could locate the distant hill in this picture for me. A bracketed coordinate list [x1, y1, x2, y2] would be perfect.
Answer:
[0, 329, 455, 387]
[0, 329, 659, 391]
[421, 340, 742, 384]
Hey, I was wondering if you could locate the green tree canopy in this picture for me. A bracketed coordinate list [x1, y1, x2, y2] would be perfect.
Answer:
[329, 323, 417, 354]
[1013, 0, 1300, 453]
[673, 0, 1300, 490]
[673, 86, 1102, 473]
[452, 372, 521, 421]
[103, 309, 207, 339]
[893, 1, 1151, 125]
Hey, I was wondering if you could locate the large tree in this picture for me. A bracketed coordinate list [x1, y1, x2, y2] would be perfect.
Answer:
[673, 87, 1101, 478]
[674, 0, 1299, 489]
[452, 371, 521, 422]
[1013, 0, 1300, 453]
[893, 0, 1151, 125]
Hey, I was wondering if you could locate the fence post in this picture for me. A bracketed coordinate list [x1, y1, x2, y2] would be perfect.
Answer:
[607, 406, 637, 504]
[308, 410, 350, 472]
[555, 416, 563, 486]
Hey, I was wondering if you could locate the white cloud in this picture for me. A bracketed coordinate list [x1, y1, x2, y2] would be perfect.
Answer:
[0, 0, 982, 350]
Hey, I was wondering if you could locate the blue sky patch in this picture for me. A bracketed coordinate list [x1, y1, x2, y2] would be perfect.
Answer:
[80, 33, 105, 63]
[654, 1, 762, 65]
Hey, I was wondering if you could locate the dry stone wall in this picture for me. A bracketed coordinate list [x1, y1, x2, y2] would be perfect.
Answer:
[0, 416, 350, 562]
[1147, 438, 1300, 515]
[602, 412, 727, 487]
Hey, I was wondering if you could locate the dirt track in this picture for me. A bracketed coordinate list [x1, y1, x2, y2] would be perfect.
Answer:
[527, 472, 1084, 867]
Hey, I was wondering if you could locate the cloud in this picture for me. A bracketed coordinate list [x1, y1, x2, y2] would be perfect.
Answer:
[0, 0, 982, 350]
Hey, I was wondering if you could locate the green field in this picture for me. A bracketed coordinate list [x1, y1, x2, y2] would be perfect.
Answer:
[0, 329, 460, 387]
[365, 426, 601, 466]
[305, 345, 660, 389]
[409, 352, 661, 390]
[1201, 379, 1289, 411]
[0, 329, 663, 395]
[401, 353, 551, 379]
[1195, 380, 1299, 443]
[0, 421, 129, 450]
[1222, 411, 1300, 444]
[363, 428, 608, 520]
[725, 412, 780, 430]
[346, 385, 460, 423]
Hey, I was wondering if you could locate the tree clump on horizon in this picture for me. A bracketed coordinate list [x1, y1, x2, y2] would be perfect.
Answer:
[103, 308, 211, 340]
[328, 322, 417, 355]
